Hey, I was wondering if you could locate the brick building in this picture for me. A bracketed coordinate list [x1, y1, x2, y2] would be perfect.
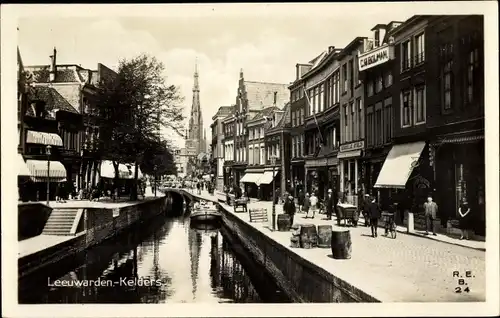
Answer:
[210, 105, 233, 191]
[302, 47, 342, 201]
[338, 36, 368, 206]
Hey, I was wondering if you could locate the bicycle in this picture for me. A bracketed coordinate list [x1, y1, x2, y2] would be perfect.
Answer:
[381, 211, 397, 239]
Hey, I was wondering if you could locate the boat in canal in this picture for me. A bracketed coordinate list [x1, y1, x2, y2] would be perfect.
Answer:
[190, 200, 222, 223]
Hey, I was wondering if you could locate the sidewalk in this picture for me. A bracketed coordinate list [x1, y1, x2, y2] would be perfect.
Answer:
[188, 189, 486, 302]
[193, 190, 485, 251]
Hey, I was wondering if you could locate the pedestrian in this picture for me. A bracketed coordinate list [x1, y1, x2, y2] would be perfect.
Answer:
[458, 197, 472, 240]
[362, 194, 371, 227]
[308, 192, 318, 219]
[326, 189, 335, 221]
[287, 195, 296, 225]
[303, 193, 310, 217]
[368, 196, 381, 238]
[274, 188, 280, 205]
[197, 181, 201, 195]
[423, 195, 438, 236]
[55, 183, 61, 202]
[298, 189, 304, 212]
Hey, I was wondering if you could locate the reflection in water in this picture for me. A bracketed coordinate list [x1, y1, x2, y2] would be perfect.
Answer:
[20, 213, 287, 303]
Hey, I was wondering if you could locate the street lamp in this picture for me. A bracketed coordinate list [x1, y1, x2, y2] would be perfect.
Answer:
[271, 155, 277, 231]
[46, 145, 52, 205]
[154, 164, 158, 197]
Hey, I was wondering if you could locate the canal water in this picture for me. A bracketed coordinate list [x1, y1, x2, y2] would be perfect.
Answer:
[19, 211, 289, 304]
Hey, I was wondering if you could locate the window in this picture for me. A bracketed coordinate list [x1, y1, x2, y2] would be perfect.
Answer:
[292, 111, 296, 127]
[374, 30, 380, 47]
[367, 80, 374, 97]
[328, 78, 333, 107]
[343, 104, 348, 142]
[375, 107, 382, 145]
[349, 60, 354, 93]
[300, 134, 304, 157]
[357, 98, 363, 139]
[401, 40, 411, 71]
[384, 98, 392, 144]
[319, 84, 324, 112]
[342, 65, 348, 93]
[467, 48, 479, 104]
[415, 85, 425, 124]
[249, 145, 253, 164]
[375, 75, 383, 93]
[401, 90, 412, 127]
[415, 33, 425, 64]
[351, 102, 356, 141]
[300, 108, 304, 124]
[385, 71, 393, 87]
[333, 71, 340, 104]
[366, 107, 374, 147]
[315, 86, 320, 113]
[249, 129, 253, 140]
[442, 60, 453, 110]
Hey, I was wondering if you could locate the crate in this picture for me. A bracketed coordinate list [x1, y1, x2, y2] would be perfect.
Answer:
[249, 208, 268, 223]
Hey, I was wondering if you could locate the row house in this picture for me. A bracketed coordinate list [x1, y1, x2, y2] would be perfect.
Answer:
[338, 36, 368, 206]
[210, 106, 233, 191]
[264, 104, 291, 198]
[222, 109, 235, 187]
[300, 47, 342, 201]
[222, 69, 289, 192]
[358, 22, 401, 209]
[242, 106, 278, 199]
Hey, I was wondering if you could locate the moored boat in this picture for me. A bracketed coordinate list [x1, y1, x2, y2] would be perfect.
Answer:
[190, 201, 222, 223]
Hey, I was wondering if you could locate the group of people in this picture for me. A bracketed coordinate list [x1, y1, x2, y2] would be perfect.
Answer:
[280, 188, 340, 226]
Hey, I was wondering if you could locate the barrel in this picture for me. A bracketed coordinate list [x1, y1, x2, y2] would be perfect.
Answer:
[300, 224, 318, 249]
[277, 214, 291, 232]
[317, 225, 333, 248]
[331, 229, 352, 259]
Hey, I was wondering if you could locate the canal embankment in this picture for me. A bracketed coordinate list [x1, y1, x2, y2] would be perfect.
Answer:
[18, 196, 168, 280]
[182, 189, 486, 303]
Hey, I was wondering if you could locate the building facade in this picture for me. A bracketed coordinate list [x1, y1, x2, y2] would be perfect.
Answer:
[302, 47, 342, 201]
[222, 109, 235, 188]
[338, 37, 368, 206]
[210, 106, 233, 191]
[358, 22, 401, 209]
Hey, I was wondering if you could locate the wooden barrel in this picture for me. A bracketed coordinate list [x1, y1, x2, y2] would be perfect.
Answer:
[300, 224, 318, 249]
[317, 225, 333, 248]
[277, 214, 291, 232]
[331, 230, 352, 259]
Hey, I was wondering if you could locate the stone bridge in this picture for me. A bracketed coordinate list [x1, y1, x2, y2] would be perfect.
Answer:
[162, 188, 197, 216]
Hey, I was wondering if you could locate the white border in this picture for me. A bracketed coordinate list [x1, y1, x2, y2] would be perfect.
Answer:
[2, 2, 499, 317]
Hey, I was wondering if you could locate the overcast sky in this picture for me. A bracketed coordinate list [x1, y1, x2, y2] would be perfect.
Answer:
[15, 3, 475, 148]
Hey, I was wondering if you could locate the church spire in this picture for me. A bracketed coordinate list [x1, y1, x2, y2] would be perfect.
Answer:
[193, 57, 199, 92]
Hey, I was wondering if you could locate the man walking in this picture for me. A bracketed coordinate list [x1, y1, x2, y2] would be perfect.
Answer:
[424, 195, 438, 236]
[326, 189, 335, 221]
[368, 196, 381, 238]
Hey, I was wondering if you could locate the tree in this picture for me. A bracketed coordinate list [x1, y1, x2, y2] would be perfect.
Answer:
[94, 54, 184, 200]
[139, 138, 177, 177]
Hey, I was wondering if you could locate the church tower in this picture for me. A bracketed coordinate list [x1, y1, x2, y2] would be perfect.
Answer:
[186, 59, 204, 154]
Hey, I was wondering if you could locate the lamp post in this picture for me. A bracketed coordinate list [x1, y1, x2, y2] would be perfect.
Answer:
[154, 164, 157, 197]
[271, 155, 277, 231]
[46, 145, 52, 205]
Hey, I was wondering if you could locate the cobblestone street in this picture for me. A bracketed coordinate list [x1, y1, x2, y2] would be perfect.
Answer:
[192, 190, 486, 302]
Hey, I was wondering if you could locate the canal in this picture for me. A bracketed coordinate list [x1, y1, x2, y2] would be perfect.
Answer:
[19, 208, 290, 304]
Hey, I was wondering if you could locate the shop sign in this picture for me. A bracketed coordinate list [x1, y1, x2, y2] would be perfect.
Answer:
[340, 140, 365, 152]
[358, 45, 392, 71]
[305, 158, 327, 168]
[327, 157, 339, 166]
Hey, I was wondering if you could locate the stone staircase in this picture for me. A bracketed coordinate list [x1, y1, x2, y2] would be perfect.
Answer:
[42, 208, 81, 236]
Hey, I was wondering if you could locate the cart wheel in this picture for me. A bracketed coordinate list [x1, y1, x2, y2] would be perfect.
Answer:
[391, 222, 397, 239]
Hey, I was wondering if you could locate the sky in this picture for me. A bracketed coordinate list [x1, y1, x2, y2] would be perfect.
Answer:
[17, 4, 420, 148]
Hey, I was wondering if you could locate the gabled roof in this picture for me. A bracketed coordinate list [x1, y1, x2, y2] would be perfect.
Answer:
[266, 102, 291, 133]
[249, 106, 279, 123]
[25, 65, 82, 83]
[26, 86, 79, 118]
[243, 81, 289, 111]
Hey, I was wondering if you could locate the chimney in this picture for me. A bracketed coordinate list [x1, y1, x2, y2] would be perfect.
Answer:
[49, 47, 57, 82]
[328, 46, 335, 53]
[273, 91, 277, 107]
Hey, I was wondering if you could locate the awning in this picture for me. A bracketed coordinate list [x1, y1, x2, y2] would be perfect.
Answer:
[26, 130, 63, 146]
[100, 161, 143, 179]
[257, 170, 278, 185]
[374, 141, 426, 189]
[18, 154, 30, 176]
[240, 172, 263, 184]
[337, 150, 362, 159]
[26, 159, 67, 182]
[437, 134, 484, 144]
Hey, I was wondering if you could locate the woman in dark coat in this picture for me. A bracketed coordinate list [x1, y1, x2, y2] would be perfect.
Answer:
[458, 198, 473, 240]
[298, 190, 305, 212]
[368, 196, 381, 238]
